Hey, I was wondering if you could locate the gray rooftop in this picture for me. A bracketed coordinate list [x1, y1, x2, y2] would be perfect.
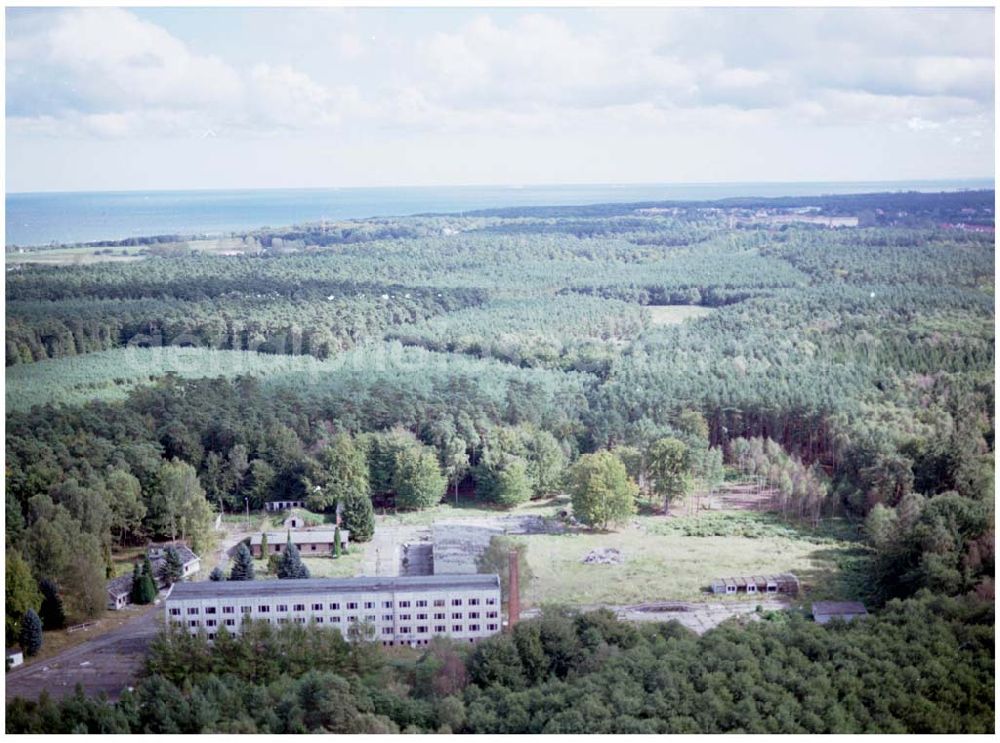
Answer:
[812, 601, 869, 624]
[168, 573, 500, 600]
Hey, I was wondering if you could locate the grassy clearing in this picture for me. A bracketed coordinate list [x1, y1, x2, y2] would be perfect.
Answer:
[110, 546, 147, 578]
[520, 511, 868, 608]
[6, 246, 146, 265]
[374, 495, 569, 527]
[645, 304, 714, 326]
[265, 508, 331, 529]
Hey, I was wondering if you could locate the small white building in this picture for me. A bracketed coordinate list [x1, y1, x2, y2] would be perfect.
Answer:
[6, 649, 24, 668]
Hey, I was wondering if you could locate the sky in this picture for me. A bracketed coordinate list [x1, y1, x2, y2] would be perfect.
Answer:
[5, 6, 995, 193]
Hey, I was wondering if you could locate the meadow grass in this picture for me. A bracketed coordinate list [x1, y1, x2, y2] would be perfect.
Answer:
[645, 304, 714, 326]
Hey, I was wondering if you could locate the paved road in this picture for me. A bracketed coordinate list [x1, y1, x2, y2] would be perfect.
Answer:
[6, 604, 161, 704]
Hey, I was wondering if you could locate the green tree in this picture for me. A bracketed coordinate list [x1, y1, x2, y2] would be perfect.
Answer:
[477, 457, 533, 508]
[567, 451, 638, 530]
[209, 566, 225, 582]
[38, 578, 66, 631]
[258, 532, 269, 559]
[277, 533, 311, 579]
[310, 434, 370, 513]
[648, 437, 691, 514]
[392, 445, 446, 511]
[6, 551, 41, 643]
[105, 469, 146, 546]
[247, 459, 276, 510]
[229, 543, 256, 581]
[130, 563, 157, 605]
[333, 526, 342, 558]
[160, 546, 184, 587]
[20, 609, 43, 657]
[341, 492, 375, 542]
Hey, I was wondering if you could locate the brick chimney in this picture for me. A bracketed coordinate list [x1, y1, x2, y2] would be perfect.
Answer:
[507, 548, 520, 629]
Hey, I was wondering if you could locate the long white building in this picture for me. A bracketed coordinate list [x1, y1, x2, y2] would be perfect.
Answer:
[165, 574, 502, 646]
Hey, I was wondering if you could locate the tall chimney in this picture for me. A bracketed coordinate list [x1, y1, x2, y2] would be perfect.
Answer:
[507, 548, 520, 629]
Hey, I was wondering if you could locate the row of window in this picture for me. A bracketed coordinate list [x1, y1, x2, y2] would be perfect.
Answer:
[177, 618, 500, 634]
[171, 597, 496, 616]
[172, 610, 498, 624]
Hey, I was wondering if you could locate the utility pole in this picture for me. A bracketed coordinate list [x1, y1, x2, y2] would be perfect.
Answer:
[245, 497, 250, 529]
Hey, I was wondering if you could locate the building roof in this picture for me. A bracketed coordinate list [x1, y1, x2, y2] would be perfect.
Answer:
[148, 543, 200, 566]
[168, 573, 500, 601]
[250, 530, 348, 546]
[107, 574, 133, 598]
[812, 601, 869, 624]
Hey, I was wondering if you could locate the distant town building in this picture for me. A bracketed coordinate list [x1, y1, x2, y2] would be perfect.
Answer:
[710, 573, 800, 596]
[6, 649, 24, 668]
[250, 529, 350, 558]
[165, 574, 502, 646]
[812, 601, 869, 625]
[265, 500, 305, 512]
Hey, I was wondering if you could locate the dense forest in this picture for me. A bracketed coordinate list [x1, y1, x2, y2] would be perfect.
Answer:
[5, 190, 994, 730]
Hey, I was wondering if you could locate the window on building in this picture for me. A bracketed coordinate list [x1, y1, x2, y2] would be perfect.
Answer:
[434, 613, 445, 620]
[416, 600, 427, 607]
[383, 601, 393, 609]
[469, 624, 479, 632]
[434, 625, 446, 633]
[364, 601, 374, 609]
[347, 616, 357, 623]
[330, 603, 340, 610]
[417, 626, 428, 634]
[433, 599, 446, 607]
[468, 598, 480, 605]
[399, 627, 411, 634]
[486, 598, 497, 605]
[451, 599, 463, 606]
[310, 545, 317, 551]
[171, 620, 183, 627]
[399, 600, 411, 608]
[225, 619, 235, 627]
[295, 617, 306, 624]
[416, 613, 427, 620]
[277, 604, 288, 612]
[366, 615, 376, 622]
[399, 614, 411, 621]
[347, 602, 358, 610]
[331, 617, 341, 623]
[169, 608, 181, 616]
[469, 612, 480, 619]
[206, 619, 217, 627]
[451, 613, 463, 619]
[488, 624, 498, 631]
[315, 617, 324, 624]
[189, 620, 200, 627]
[487, 611, 498, 619]
[187, 608, 199, 615]
[312, 603, 323, 611]
[223, 607, 235, 614]
[205, 607, 217, 614]
[382, 614, 393, 622]
[452, 625, 462, 633]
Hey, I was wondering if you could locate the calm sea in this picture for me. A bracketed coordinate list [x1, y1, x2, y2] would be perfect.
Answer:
[6, 179, 993, 247]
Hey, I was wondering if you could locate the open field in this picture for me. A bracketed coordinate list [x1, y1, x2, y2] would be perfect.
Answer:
[520, 511, 868, 607]
[645, 304, 715, 325]
[373, 495, 569, 527]
[6, 245, 147, 265]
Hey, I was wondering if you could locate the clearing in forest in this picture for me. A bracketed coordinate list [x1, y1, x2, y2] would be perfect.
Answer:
[645, 304, 714, 325]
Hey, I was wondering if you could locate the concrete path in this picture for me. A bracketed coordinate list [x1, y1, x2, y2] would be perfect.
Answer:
[6, 604, 161, 704]
[521, 597, 791, 635]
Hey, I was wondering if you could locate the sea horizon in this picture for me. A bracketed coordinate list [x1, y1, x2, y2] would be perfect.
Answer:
[6, 177, 994, 247]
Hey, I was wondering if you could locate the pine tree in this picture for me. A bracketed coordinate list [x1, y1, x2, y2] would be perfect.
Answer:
[258, 532, 268, 560]
[38, 579, 66, 631]
[161, 546, 184, 586]
[20, 609, 43, 657]
[341, 493, 374, 542]
[229, 543, 256, 581]
[209, 566, 225, 582]
[333, 526, 342, 558]
[277, 533, 310, 579]
[130, 563, 157, 605]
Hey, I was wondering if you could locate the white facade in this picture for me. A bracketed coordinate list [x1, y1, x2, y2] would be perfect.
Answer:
[165, 575, 501, 647]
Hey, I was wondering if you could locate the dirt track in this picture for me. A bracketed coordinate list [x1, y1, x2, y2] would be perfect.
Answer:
[5, 604, 161, 704]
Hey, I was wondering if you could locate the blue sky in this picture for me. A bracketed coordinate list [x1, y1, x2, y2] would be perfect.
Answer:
[5, 6, 995, 192]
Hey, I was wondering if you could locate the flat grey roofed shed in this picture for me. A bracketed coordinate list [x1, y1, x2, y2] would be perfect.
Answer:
[169, 573, 500, 600]
[812, 601, 869, 624]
